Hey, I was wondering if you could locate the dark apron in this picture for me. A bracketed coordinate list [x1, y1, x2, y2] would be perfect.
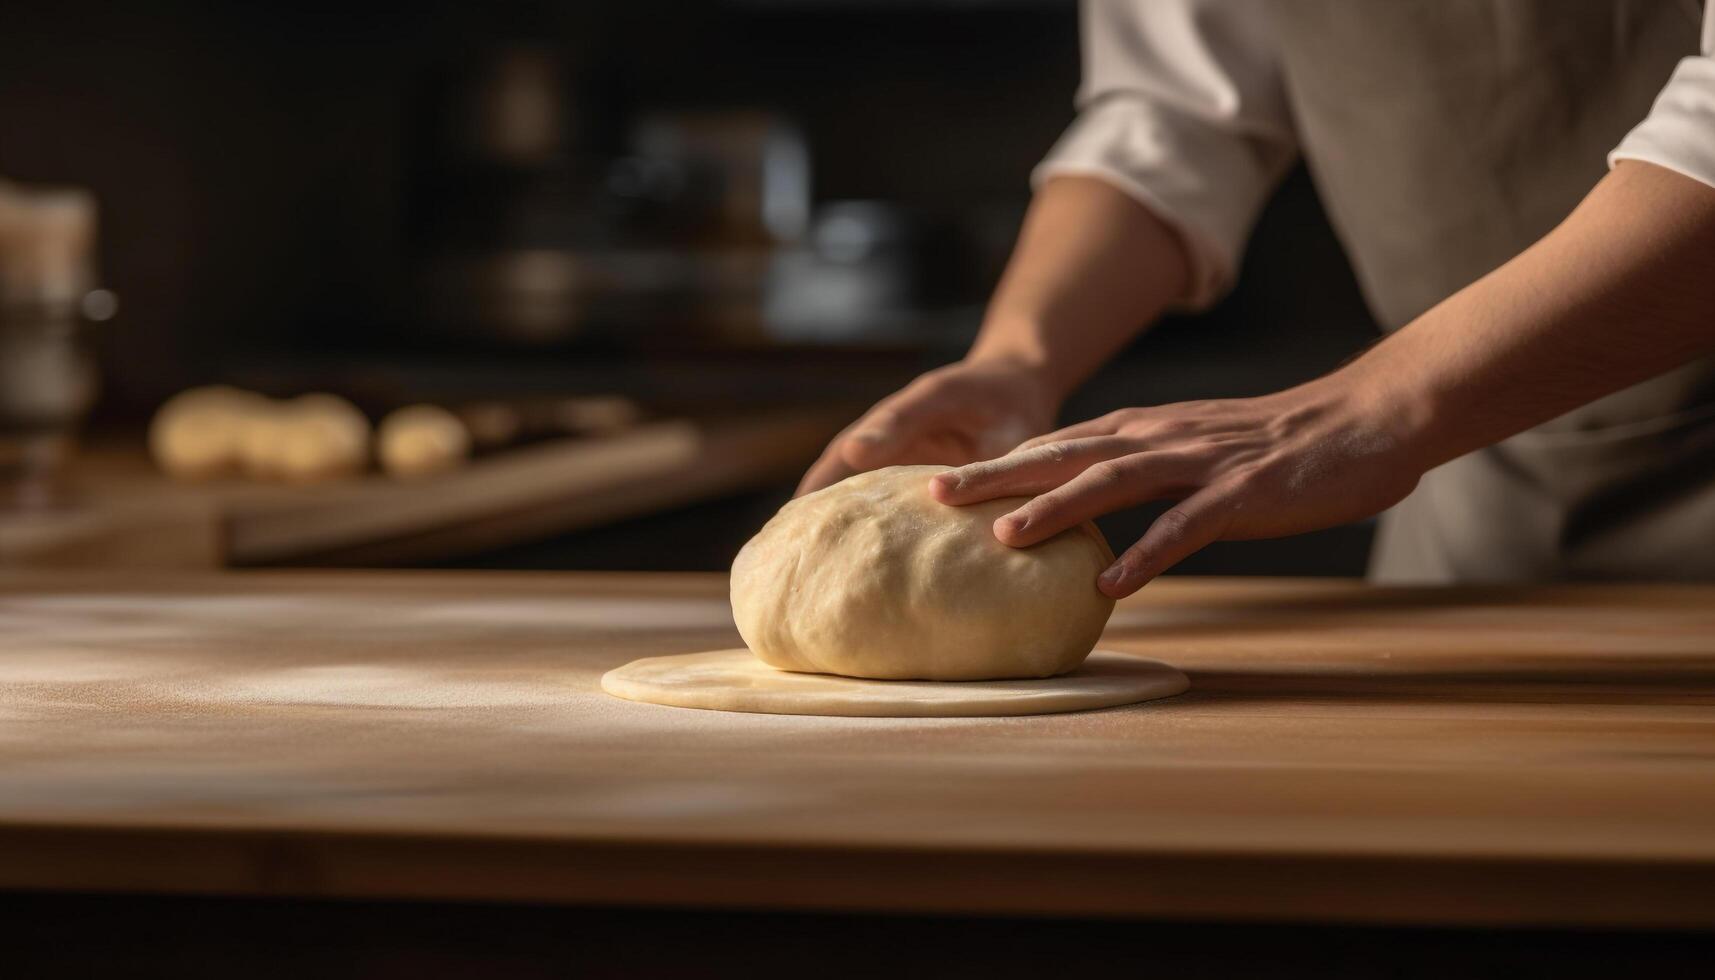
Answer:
[1271, 0, 1714, 582]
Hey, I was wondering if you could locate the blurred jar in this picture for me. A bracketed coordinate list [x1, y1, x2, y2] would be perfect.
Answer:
[764, 201, 921, 342]
[0, 181, 115, 509]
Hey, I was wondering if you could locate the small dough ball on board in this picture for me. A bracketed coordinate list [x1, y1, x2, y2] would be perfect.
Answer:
[552, 395, 642, 435]
[458, 401, 523, 450]
[149, 385, 270, 480]
[235, 406, 287, 480]
[260, 391, 372, 483]
[378, 404, 471, 478]
[730, 464, 1116, 681]
[239, 394, 371, 483]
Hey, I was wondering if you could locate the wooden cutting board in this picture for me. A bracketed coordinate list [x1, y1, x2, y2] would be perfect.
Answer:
[1, 572, 1712, 927]
[0, 409, 848, 569]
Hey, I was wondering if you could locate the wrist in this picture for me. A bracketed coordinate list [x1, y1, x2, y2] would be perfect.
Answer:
[964, 323, 1075, 405]
[1317, 349, 1450, 472]
[961, 352, 1065, 417]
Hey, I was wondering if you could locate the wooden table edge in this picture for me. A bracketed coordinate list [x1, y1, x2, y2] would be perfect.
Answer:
[3, 822, 1712, 930]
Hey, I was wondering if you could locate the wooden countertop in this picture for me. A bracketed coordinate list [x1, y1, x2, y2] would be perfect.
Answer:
[1, 572, 1712, 928]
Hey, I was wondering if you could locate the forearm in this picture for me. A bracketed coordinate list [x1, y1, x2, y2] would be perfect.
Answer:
[967, 175, 1192, 401]
[1347, 161, 1715, 467]
[930, 166, 1715, 592]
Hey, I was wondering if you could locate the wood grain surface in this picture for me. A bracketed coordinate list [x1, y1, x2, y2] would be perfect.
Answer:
[1, 572, 1712, 927]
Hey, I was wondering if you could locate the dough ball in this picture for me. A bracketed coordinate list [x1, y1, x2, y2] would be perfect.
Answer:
[552, 395, 642, 434]
[263, 394, 372, 482]
[240, 394, 370, 483]
[458, 401, 523, 450]
[234, 407, 287, 480]
[149, 385, 270, 480]
[378, 404, 471, 478]
[730, 464, 1116, 681]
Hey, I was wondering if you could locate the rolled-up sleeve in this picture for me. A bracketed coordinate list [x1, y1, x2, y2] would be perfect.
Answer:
[1609, 8, 1715, 189]
[1034, 0, 1298, 309]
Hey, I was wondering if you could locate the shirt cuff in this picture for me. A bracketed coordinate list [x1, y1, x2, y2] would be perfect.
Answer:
[1610, 55, 1715, 191]
[1032, 95, 1293, 312]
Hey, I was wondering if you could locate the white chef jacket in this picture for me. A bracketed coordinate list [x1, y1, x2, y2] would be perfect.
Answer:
[1034, 0, 1715, 310]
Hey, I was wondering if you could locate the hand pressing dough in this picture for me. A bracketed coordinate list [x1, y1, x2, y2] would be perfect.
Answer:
[378, 404, 471, 478]
[149, 385, 271, 480]
[730, 464, 1116, 681]
[601, 649, 1187, 717]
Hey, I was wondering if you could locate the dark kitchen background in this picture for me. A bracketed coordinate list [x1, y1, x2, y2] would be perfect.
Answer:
[0, 0, 1379, 574]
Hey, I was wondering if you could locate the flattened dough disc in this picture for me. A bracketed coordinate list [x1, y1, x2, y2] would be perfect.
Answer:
[600, 649, 1188, 718]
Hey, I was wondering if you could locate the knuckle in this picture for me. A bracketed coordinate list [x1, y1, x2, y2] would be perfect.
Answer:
[913, 371, 954, 396]
[1019, 498, 1055, 524]
[893, 382, 930, 406]
[866, 406, 898, 427]
[1153, 507, 1199, 543]
[1085, 458, 1132, 489]
[957, 461, 998, 485]
[1228, 462, 1274, 495]
[1233, 462, 1265, 486]
[908, 380, 940, 400]
[1114, 551, 1149, 580]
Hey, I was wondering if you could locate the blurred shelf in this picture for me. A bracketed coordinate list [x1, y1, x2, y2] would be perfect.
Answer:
[0, 409, 850, 570]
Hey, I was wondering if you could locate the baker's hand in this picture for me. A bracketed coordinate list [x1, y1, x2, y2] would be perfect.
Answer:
[927, 379, 1429, 597]
[797, 359, 1058, 496]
